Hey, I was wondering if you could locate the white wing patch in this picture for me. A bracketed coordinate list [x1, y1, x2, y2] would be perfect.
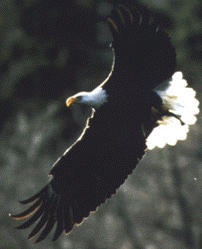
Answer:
[146, 71, 200, 150]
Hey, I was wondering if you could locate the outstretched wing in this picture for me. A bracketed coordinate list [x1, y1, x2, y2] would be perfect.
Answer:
[11, 102, 146, 242]
[107, 4, 176, 90]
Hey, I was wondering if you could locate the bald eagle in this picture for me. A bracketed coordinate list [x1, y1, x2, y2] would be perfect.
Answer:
[11, 4, 199, 243]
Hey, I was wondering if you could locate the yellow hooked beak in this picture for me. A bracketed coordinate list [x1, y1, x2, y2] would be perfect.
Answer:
[66, 97, 75, 107]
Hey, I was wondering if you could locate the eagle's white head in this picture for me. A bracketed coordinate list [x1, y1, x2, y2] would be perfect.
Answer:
[66, 87, 108, 109]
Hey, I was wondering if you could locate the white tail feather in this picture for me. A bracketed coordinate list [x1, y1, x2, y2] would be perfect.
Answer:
[146, 72, 199, 150]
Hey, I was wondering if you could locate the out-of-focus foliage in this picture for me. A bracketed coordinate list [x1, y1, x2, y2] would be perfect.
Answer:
[0, 0, 202, 248]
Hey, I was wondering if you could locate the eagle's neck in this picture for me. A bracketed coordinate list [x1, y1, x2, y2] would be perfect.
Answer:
[79, 87, 108, 109]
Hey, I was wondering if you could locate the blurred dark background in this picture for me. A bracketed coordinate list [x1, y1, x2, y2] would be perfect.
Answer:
[0, 0, 202, 248]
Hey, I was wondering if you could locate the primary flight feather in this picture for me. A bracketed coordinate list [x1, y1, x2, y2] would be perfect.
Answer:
[11, 4, 199, 243]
